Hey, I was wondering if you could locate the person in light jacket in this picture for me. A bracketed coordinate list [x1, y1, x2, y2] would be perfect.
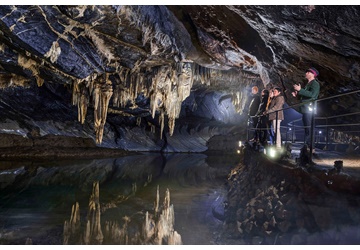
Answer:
[264, 87, 285, 148]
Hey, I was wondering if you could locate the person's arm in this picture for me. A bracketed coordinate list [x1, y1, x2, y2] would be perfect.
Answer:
[298, 81, 320, 99]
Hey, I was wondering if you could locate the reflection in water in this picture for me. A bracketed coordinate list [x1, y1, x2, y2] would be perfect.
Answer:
[0, 153, 234, 245]
[63, 182, 181, 245]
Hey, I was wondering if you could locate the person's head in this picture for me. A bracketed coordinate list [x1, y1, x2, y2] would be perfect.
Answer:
[306, 67, 319, 81]
[261, 89, 269, 96]
[269, 88, 274, 98]
[251, 86, 258, 95]
[273, 87, 282, 97]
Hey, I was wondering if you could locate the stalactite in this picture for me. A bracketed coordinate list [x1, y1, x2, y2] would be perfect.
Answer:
[93, 83, 101, 141]
[0, 74, 30, 89]
[69, 61, 257, 144]
[112, 68, 130, 108]
[17, 54, 43, 87]
[72, 80, 80, 106]
[92, 75, 113, 144]
[159, 109, 165, 139]
[136, 117, 141, 126]
[232, 91, 245, 114]
[79, 86, 89, 124]
[72, 80, 90, 124]
[151, 124, 155, 133]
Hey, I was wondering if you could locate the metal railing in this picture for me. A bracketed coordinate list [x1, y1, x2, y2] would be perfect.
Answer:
[248, 89, 360, 162]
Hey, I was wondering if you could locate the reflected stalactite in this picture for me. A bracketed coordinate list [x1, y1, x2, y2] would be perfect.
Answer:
[63, 202, 81, 244]
[84, 181, 104, 244]
[104, 217, 130, 244]
[153, 187, 181, 245]
[154, 185, 160, 215]
[63, 182, 181, 245]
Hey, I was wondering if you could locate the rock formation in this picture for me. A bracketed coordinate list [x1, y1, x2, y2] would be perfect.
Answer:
[1, 5, 359, 152]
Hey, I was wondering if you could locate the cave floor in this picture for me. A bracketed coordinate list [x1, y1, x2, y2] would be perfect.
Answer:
[289, 142, 360, 178]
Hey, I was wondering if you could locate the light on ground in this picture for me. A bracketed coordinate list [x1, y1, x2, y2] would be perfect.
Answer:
[269, 148, 276, 158]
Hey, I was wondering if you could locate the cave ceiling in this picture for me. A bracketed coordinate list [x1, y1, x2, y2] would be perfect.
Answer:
[0, 5, 359, 149]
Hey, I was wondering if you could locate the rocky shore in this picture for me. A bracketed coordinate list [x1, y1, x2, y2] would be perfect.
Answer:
[220, 144, 360, 244]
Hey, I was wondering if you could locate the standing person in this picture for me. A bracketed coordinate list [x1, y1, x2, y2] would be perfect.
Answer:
[254, 89, 269, 145]
[264, 87, 285, 148]
[292, 67, 320, 149]
[265, 88, 275, 145]
[248, 86, 261, 142]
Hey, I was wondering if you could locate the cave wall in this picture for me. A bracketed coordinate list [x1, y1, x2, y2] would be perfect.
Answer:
[1, 5, 360, 152]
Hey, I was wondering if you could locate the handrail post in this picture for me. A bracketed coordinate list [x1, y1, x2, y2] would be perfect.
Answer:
[309, 100, 316, 162]
[325, 118, 329, 150]
[275, 111, 278, 147]
[247, 116, 250, 141]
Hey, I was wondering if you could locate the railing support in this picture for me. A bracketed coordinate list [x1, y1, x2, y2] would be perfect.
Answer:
[309, 100, 316, 162]
[325, 118, 329, 150]
[275, 111, 279, 147]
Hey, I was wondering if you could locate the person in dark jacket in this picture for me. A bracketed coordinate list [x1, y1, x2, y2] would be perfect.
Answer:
[292, 67, 320, 148]
[248, 86, 261, 141]
[264, 87, 285, 148]
[254, 89, 269, 144]
[265, 88, 275, 145]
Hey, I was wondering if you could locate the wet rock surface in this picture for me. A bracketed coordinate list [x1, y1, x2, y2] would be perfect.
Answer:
[221, 144, 360, 244]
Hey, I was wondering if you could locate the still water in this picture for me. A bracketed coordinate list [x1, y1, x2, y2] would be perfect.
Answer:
[0, 153, 239, 245]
